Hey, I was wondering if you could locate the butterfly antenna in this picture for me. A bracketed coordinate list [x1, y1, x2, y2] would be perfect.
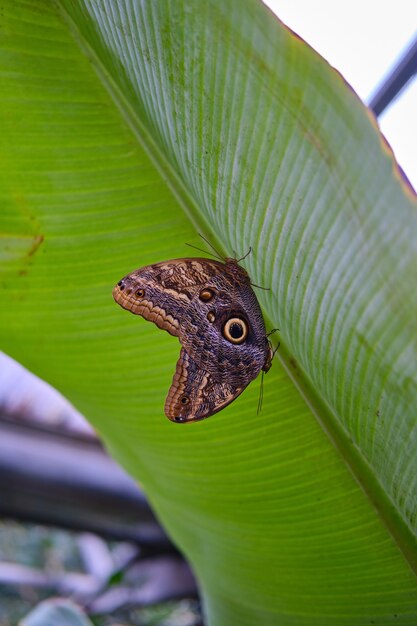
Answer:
[197, 233, 225, 260]
[250, 282, 270, 291]
[236, 246, 252, 263]
[185, 242, 220, 259]
[236, 246, 270, 292]
[257, 371, 264, 415]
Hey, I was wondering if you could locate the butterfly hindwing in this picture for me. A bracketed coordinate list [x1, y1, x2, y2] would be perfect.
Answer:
[165, 347, 246, 422]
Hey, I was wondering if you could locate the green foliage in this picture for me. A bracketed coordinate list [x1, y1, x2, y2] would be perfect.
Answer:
[1, 1, 417, 624]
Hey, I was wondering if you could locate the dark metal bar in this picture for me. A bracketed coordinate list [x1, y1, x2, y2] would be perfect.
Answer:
[368, 34, 417, 117]
[0, 416, 173, 551]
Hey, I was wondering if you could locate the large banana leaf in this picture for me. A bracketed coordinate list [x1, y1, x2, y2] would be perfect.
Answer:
[1, 1, 417, 624]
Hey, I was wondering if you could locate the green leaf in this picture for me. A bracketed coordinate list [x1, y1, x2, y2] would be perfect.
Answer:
[1, 1, 417, 624]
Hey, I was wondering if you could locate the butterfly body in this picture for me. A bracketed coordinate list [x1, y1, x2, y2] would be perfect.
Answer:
[113, 256, 273, 422]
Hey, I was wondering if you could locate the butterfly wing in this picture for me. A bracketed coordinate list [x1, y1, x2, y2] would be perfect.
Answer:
[113, 257, 272, 422]
[112, 258, 226, 337]
[165, 348, 247, 422]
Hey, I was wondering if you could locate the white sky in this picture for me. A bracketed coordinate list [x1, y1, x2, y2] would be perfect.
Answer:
[264, 0, 417, 189]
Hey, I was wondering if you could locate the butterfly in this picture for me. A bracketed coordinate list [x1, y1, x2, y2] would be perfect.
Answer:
[113, 241, 274, 423]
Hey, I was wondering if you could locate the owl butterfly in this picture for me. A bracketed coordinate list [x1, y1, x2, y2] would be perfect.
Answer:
[113, 241, 274, 423]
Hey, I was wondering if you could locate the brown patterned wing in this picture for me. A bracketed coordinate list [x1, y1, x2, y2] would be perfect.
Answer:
[113, 256, 272, 422]
[112, 258, 229, 337]
[165, 348, 247, 423]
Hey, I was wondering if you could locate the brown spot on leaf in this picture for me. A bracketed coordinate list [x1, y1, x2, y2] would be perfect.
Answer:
[289, 357, 298, 371]
[28, 234, 44, 257]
